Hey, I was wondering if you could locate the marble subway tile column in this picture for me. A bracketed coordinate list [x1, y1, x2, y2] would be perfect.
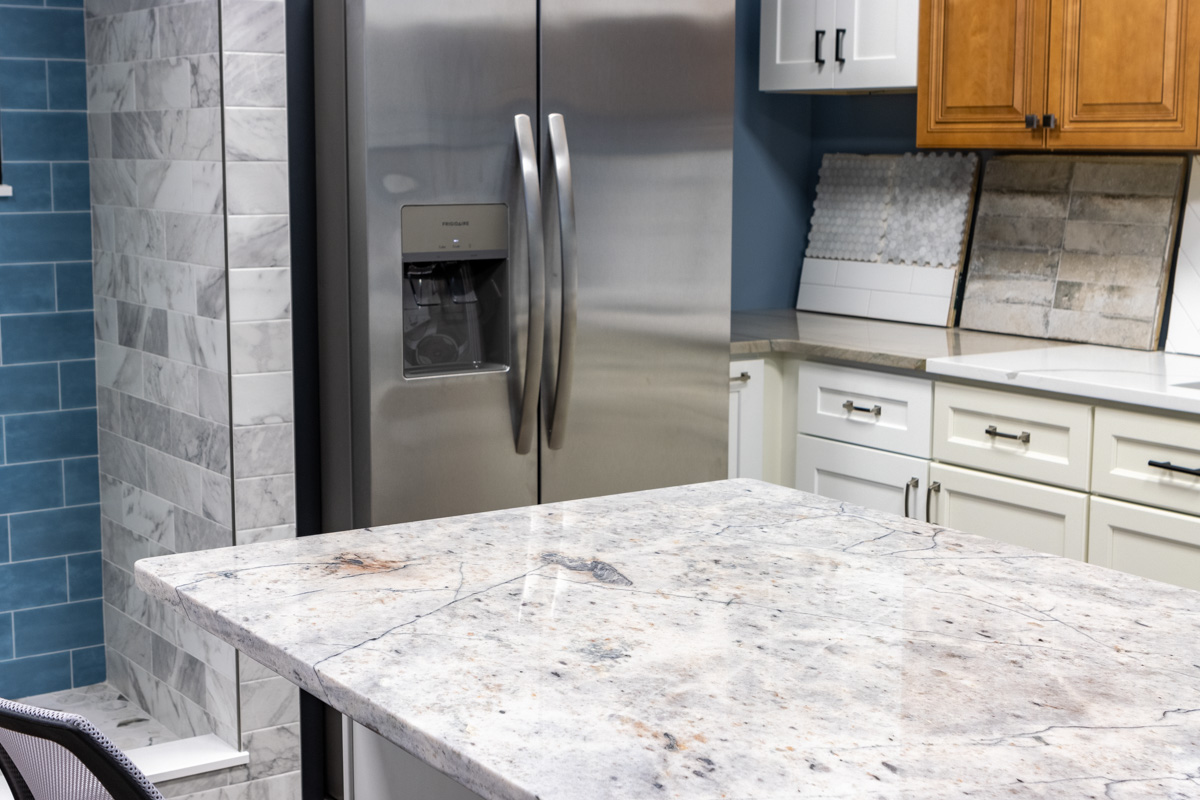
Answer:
[220, 0, 302, 791]
[86, 0, 238, 750]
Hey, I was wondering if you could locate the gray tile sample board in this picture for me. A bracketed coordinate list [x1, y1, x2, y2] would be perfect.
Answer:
[961, 155, 1186, 351]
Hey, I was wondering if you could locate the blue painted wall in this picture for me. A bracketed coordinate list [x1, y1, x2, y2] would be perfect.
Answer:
[731, 0, 920, 310]
[0, 0, 102, 699]
[731, 0, 812, 311]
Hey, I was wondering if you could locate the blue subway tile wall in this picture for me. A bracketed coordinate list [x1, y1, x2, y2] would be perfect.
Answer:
[0, 0, 101, 697]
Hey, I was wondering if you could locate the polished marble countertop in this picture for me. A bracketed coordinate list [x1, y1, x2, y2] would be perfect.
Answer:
[136, 480, 1200, 800]
[731, 309, 1065, 370]
[927, 344, 1200, 414]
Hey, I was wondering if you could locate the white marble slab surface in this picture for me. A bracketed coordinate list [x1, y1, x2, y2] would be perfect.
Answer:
[927, 344, 1200, 414]
[136, 480, 1200, 800]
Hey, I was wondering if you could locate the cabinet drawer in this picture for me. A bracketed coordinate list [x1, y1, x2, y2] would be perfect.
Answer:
[933, 383, 1092, 491]
[797, 362, 932, 458]
[1092, 407, 1200, 516]
[928, 463, 1088, 560]
[796, 435, 930, 521]
[1089, 497, 1200, 592]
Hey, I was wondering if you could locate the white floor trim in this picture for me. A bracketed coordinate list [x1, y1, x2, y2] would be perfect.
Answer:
[127, 734, 249, 783]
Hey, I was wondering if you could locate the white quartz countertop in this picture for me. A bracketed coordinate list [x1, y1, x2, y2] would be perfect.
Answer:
[135, 480, 1200, 799]
[927, 344, 1200, 413]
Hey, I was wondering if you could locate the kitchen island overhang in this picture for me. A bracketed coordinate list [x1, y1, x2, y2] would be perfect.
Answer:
[135, 479, 1200, 799]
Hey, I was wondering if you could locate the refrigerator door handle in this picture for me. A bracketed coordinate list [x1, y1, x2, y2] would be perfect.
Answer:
[546, 113, 577, 450]
[514, 113, 546, 455]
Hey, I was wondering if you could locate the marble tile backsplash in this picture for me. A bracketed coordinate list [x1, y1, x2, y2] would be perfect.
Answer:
[86, 0, 300, 793]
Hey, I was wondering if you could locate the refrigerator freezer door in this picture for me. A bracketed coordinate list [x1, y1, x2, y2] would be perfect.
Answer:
[348, 0, 540, 525]
[538, 0, 736, 503]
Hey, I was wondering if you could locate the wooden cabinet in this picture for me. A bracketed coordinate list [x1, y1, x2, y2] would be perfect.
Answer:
[796, 434, 930, 520]
[729, 360, 766, 480]
[761, 0, 918, 92]
[917, 0, 1050, 149]
[918, 0, 1200, 149]
[1092, 407, 1200, 516]
[929, 463, 1089, 559]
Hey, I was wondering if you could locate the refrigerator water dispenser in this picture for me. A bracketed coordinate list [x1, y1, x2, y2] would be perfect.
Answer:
[400, 204, 509, 377]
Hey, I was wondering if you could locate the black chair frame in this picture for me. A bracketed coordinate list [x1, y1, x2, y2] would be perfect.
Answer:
[0, 702, 160, 800]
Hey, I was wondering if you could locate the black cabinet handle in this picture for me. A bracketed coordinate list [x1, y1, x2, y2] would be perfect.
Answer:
[835, 29, 846, 64]
[903, 477, 919, 518]
[815, 29, 825, 65]
[1024, 114, 1041, 130]
[925, 482, 941, 524]
[843, 400, 881, 417]
[1043, 113, 1057, 130]
[1149, 460, 1200, 477]
[985, 425, 1030, 444]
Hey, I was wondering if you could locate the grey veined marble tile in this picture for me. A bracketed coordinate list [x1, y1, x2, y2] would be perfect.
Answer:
[961, 155, 1185, 350]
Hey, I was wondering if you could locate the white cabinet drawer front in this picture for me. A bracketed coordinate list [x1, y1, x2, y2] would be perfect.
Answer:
[933, 383, 1092, 491]
[1089, 497, 1200, 592]
[796, 434, 930, 521]
[928, 464, 1088, 560]
[1092, 407, 1200, 515]
[797, 361, 932, 457]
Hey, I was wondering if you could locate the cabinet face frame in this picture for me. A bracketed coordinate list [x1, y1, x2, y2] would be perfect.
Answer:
[1045, 0, 1200, 149]
[916, 0, 1050, 148]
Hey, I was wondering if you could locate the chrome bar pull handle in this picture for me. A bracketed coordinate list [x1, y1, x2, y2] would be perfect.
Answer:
[985, 425, 1030, 444]
[546, 113, 577, 451]
[1149, 460, 1200, 477]
[843, 400, 881, 417]
[730, 371, 751, 384]
[925, 481, 941, 524]
[514, 114, 545, 456]
[903, 477, 919, 518]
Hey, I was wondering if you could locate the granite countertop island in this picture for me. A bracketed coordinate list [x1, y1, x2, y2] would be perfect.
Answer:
[136, 480, 1200, 799]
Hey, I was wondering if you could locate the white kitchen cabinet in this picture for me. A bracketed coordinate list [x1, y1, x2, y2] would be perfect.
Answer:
[928, 463, 1088, 560]
[347, 720, 483, 800]
[1088, 496, 1200, 592]
[798, 361, 932, 457]
[759, 0, 918, 92]
[796, 434, 929, 521]
[933, 382, 1093, 492]
[730, 359, 766, 480]
[1092, 407, 1200, 517]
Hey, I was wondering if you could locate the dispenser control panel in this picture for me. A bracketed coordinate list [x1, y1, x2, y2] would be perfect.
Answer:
[400, 203, 508, 262]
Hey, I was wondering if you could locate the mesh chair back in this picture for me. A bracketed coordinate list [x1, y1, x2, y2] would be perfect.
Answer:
[0, 698, 163, 800]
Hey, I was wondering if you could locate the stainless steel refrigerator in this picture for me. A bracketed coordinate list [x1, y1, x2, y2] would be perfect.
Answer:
[315, 0, 735, 530]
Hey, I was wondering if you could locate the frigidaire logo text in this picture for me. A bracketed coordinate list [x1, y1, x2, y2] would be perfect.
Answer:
[442, 221, 470, 227]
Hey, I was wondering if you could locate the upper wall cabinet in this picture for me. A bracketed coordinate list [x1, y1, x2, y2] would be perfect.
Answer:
[760, 0, 919, 92]
[917, 0, 1200, 149]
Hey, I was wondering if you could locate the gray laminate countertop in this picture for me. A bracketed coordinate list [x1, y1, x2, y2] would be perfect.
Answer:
[136, 480, 1200, 800]
[732, 309, 1067, 370]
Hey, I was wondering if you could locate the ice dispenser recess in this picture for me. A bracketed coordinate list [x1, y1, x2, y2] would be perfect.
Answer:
[401, 203, 509, 378]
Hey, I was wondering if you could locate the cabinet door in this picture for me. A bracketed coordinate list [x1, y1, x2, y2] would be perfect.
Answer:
[760, 0, 837, 91]
[929, 463, 1088, 559]
[1046, 0, 1200, 149]
[1088, 496, 1200, 591]
[730, 360, 766, 480]
[796, 434, 930, 521]
[916, 0, 1050, 148]
[833, 0, 918, 90]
